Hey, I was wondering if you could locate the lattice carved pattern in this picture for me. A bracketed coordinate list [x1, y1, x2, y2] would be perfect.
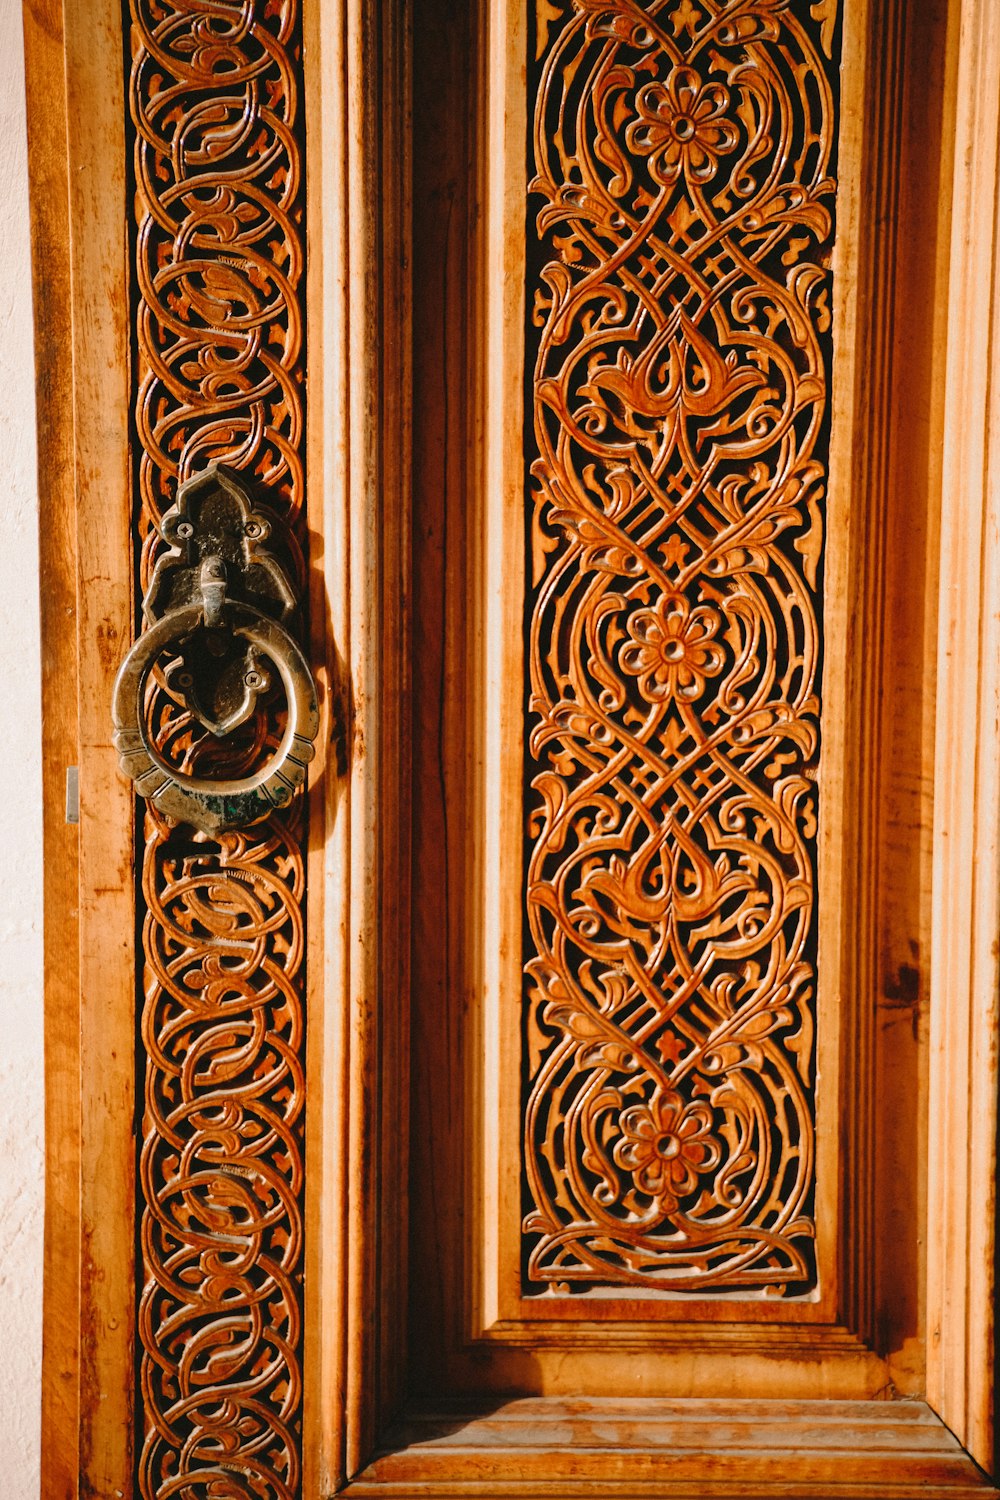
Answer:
[523, 0, 839, 1293]
[127, 3, 307, 1494]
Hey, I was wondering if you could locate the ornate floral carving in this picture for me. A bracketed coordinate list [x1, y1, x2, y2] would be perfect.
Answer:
[619, 593, 725, 704]
[137, 814, 305, 1500]
[612, 1090, 722, 1209]
[127, 2, 307, 1492]
[522, 0, 839, 1292]
[625, 69, 739, 185]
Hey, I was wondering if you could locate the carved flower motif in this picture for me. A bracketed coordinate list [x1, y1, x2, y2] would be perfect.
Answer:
[619, 593, 724, 703]
[613, 1090, 721, 1206]
[625, 69, 738, 185]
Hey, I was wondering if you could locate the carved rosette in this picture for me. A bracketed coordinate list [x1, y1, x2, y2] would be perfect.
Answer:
[522, 0, 840, 1293]
[127, 3, 307, 1494]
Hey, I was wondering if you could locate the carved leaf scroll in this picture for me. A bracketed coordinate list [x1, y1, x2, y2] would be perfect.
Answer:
[127, 2, 307, 1493]
[522, 0, 840, 1294]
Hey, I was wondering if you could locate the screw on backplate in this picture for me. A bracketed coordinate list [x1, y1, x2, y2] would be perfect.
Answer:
[177, 671, 194, 689]
[244, 520, 266, 539]
[245, 669, 266, 690]
[176, 521, 194, 539]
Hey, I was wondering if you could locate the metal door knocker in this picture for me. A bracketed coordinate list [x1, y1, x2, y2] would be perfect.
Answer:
[112, 465, 319, 834]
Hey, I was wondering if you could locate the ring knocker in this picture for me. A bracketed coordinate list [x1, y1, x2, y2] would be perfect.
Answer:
[112, 465, 319, 835]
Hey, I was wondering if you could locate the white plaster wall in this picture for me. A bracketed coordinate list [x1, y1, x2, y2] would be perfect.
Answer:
[0, 4, 44, 1497]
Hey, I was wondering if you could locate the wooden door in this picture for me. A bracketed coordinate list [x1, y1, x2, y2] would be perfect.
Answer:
[24, 0, 1000, 1495]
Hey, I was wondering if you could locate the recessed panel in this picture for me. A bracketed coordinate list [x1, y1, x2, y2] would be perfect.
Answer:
[519, 0, 841, 1297]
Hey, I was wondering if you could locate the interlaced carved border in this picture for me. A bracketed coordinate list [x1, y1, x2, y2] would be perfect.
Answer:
[127, 3, 307, 1493]
[522, 0, 839, 1294]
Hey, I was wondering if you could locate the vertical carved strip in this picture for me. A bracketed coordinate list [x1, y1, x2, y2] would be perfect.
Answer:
[522, 0, 840, 1293]
[127, 3, 307, 1493]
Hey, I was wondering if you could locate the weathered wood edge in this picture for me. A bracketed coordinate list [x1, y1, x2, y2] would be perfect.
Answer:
[927, 0, 1000, 1473]
[22, 0, 82, 1493]
[63, 0, 136, 1491]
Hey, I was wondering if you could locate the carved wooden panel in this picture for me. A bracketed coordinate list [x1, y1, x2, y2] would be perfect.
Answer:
[127, 4, 307, 1494]
[522, 0, 840, 1295]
